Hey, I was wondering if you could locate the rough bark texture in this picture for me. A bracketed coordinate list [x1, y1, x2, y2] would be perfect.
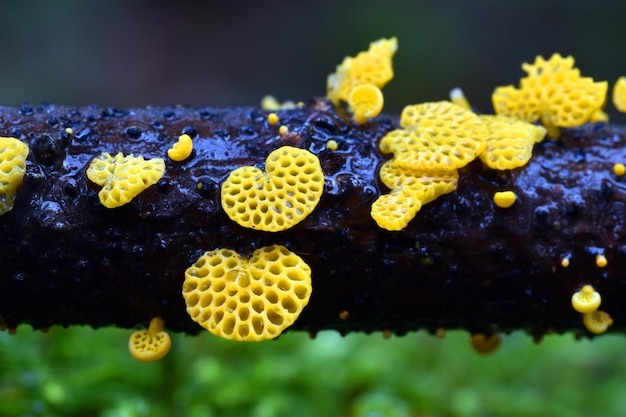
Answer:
[1, 99, 625, 338]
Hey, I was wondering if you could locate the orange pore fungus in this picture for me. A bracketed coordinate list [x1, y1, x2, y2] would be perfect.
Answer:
[0, 137, 29, 215]
[326, 37, 397, 106]
[491, 53, 608, 138]
[182, 245, 312, 341]
[86, 152, 165, 208]
[220, 146, 324, 232]
[478, 114, 547, 170]
[128, 317, 172, 362]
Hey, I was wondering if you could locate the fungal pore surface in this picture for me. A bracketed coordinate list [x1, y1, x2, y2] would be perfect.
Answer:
[182, 245, 312, 341]
[128, 317, 172, 362]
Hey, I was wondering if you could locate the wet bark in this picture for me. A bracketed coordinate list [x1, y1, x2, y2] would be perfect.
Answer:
[1, 98, 625, 338]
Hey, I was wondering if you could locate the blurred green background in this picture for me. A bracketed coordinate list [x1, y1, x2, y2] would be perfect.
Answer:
[2, 1, 626, 416]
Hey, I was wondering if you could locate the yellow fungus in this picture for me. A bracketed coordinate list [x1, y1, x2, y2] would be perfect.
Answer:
[449, 87, 471, 110]
[261, 95, 297, 110]
[470, 333, 500, 355]
[167, 134, 193, 161]
[326, 140, 339, 151]
[0, 137, 29, 215]
[493, 191, 517, 208]
[279, 125, 289, 135]
[86, 152, 165, 208]
[339, 310, 350, 320]
[435, 328, 446, 339]
[182, 245, 312, 341]
[327, 37, 398, 106]
[613, 77, 626, 113]
[478, 115, 547, 170]
[583, 310, 613, 334]
[596, 254, 608, 268]
[492, 53, 608, 138]
[128, 317, 172, 362]
[613, 163, 626, 176]
[348, 83, 384, 124]
[267, 113, 279, 125]
[380, 101, 488, 172]
[64, 127, 73, 135]
[221, 146, 324, 231]
[561, 256, 570, 268]
[571, 284, 601, 314]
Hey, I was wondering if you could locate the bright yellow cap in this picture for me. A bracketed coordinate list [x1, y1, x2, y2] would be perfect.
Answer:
[0, 137, 29, 215]
[267, 113, 279, 125]
[221, 146, 324, 232]
[583, 310, 613, 334]
[613, 163, 626, 176]
[571, 284, 601, 314]
[613, 76, 626, 113]
[167, 134, 193, 161]
[493, 191, 517, 208]
[182, 245, 312, 341]
[348, 83, 384, 124]
[492, 53, 607, 138]
[469, 333, 501, 355]
[86, 152, 165, 208]
[128, 317, 172, 362]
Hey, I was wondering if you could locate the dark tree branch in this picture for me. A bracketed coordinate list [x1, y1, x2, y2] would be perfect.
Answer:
[1, 99, 625, 338]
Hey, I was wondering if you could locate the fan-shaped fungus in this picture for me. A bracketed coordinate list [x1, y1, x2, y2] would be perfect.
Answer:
[182, 245, 312, 341]
[128, 317, 172, 362]
[167, 134, 193, 161]
[86, 152, 165, 208]
[220, 146, 324, 231]
[492, 53, 607, 138]
[583, 310, 613, 335]
[348, 83, 384, 124]
[571, 285, 601, 314]
[0, 137, 29, 215]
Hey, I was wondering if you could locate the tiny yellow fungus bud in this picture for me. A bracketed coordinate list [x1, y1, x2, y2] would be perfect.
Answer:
[339, 310, 350, 320]
[470, 333, 500, 355]
[613, 76, 626, 113]
[0, 137, 29, 215]
[182, 245, 312, 341]
[493, 191, 517, 208]
[348, 83, 384, 124]
[613, 163, 626, 176]
[196, 182, 203, 190]
[596, 254, 608, 268]
[449, 87, 471, 110]
[571, 284, 601, 314]
[221, 146, 324, 231]
[296, 101, 304, 107]
[279, 125, 289, 135]
[86, 152, 165, 208]
[128, 317, 172, 362]
[326, 140, 339, 151]
[583, 310, 613, 334]
[64, 127, 73, 135]
[261, 95, 297, 110]
[267, 113, 279, 125]
[560, 256, 570, 268]
[167, 134, 193, 161]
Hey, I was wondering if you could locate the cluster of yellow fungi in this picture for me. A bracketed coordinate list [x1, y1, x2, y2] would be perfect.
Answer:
[182, 245, 312, 341]
[128, 317, 172, 362]
[571, 285, 613, 334]
[326, 37, 397, 125]
[0, 137, 29, 215]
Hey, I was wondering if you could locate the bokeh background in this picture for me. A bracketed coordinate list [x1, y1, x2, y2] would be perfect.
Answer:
[2, 1, 626, 416]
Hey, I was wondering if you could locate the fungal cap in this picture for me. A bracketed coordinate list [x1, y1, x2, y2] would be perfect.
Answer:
[492, 53, 608, 138]
[182, 245, 312, 341]
[571, 284, 601, 314]
[167, 134, 193, 161]
[261, 95, 297, 110]
[326, 140, 339, 151]
[613, 163, 626, 176]
[613, 76, 626, 113]
[128, 317, 172, 362]
[348, 83, 384, 124]
[220, 146, 324, 231]
[382, 101, 488, 171]
[478, 114, 547, 170]
[493, 191, 517, 208]
[470, 333, 500, 355]
[279, 125, 289, 135]
[595, 254, 607, 268]
[267, 113, 279, 125]
[583, 310, 613, 334]
[326, 37, 397, 105]
[449, 87, 471, 110]
[0, 137, 29, 215]
[86, 152, 165, 208]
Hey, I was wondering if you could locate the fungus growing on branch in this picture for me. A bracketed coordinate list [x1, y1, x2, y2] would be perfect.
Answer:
[469, 333, 501, 355]
[220, 146, 324, 231]
[583, 310, 613, 334]
[348, 83, 384, 124]
[493, 191, 517, 208]
[86, 152, 165, 208]
[491, 53, 608, 138]
[571, 285, 601, 314]
[0, 137, 29, 215]
[182, 245, 312, 341]
[167, 134, 193, 162]
[613, 77, 626, 113]
[128, 317, 172, 362]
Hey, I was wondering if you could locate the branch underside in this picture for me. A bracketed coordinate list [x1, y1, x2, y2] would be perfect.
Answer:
[1, 99, 625, 338]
